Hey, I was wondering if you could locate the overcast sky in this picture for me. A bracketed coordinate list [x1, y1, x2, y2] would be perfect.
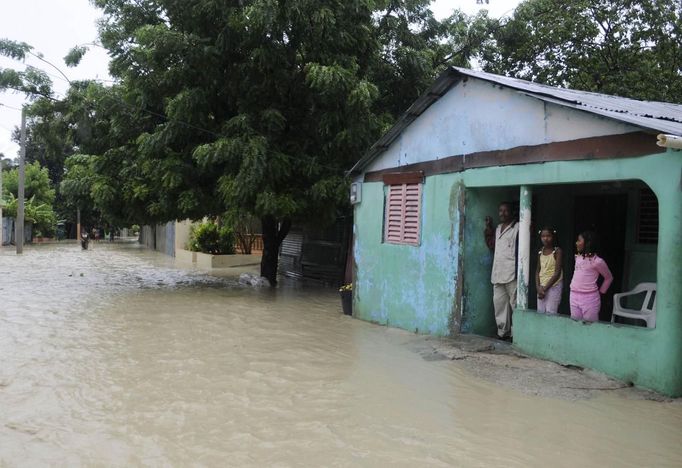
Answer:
[0, 0, 521, 160]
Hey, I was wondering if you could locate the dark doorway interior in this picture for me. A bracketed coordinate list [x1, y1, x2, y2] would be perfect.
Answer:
[573, 194, 628, 321]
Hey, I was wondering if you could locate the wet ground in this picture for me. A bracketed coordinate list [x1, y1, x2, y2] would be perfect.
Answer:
[1, 243, 681, 466]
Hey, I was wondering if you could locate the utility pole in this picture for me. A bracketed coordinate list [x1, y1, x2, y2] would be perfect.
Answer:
[15, 107, 26, 254]
[77, 206, 81, 242]
[0, 158, 3, 247]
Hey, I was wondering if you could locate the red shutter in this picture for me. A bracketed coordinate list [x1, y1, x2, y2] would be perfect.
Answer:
[385, 184, 404, 243]
[384, 183, 421, 246]
[403, 183, 421, 245]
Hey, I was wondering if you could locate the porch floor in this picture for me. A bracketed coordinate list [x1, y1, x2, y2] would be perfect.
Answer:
[407, 332, 673, 402]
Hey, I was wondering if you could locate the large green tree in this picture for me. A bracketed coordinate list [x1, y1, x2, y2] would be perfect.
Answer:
[481, 0, 682, 102]
[3, 2, 487, 281]
[90, 0, 466, 283]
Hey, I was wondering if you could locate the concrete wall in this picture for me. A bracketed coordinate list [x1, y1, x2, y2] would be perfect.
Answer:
[174, 220, 193, 252]
[365, 79, 639, 173]
[140, 222, 175, 256]
[2, 218, 33, 245]
[354, 178, 461, 335]
[353, 150, 682, 395]
[195, 252, 262, 269]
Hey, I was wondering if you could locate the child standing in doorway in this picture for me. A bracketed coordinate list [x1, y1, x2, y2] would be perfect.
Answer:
[569, 231, 613, 322]
[535, 227, 563, 314]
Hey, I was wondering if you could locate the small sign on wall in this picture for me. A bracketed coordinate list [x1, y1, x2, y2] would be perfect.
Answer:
[350, 182, 362, 204]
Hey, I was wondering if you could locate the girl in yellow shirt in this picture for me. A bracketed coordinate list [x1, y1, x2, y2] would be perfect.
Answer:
[535, 227, 563, 314]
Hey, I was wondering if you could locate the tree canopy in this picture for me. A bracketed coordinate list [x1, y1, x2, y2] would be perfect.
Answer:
[85, 0, 471, 281]
[3, 0, 679, 280]
[480, 0, 682, 102]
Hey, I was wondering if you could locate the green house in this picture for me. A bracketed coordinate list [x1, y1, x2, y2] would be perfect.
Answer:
[349, 67, 682, 396]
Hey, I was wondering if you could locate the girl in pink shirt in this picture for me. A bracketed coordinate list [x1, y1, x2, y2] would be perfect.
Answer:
[569, 231, 613, 322]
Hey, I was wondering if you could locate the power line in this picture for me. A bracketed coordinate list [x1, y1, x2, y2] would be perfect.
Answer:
[0, 102, 23, 111]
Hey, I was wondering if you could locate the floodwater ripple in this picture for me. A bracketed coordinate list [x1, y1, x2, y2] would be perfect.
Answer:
[0, 243, 680, 467]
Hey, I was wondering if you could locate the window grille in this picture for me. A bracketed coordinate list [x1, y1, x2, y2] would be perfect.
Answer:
[637, 188, 658, 244]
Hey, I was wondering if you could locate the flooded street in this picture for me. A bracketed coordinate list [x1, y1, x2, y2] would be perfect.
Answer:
[1, 244, 681, 467]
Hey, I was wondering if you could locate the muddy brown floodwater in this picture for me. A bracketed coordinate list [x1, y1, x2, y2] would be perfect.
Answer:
[1, 243, 681, 467]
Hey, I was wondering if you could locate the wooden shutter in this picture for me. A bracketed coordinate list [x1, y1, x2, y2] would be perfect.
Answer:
[384, 183, 422, 246]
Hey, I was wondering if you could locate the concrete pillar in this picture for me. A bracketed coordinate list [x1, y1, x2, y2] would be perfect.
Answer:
[517, 185, 532, 309]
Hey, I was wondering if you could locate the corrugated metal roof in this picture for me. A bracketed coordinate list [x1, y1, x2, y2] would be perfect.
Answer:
[457, 67, 682, 133]
[350, 67, 682, 174]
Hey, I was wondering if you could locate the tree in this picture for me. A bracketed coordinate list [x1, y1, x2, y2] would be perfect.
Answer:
[0, 39, 54, 98]
[3, 194, 57, 237]
[12, 97, 75, 191]
[2, 161, 57, 235]
[60, 154, 98, 226]
[2, 161, 55, 206]
[89, 0, 459, 283]
[480, 0, 682, 102]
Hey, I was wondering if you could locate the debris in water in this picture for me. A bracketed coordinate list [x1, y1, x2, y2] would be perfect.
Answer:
[239, 273, 271, 287]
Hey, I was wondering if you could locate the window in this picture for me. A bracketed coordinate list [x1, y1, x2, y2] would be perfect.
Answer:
[382, 172, 423, 246]
[637, 187, 658, 244]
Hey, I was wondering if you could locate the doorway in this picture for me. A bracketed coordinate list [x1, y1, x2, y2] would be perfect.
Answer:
[573, 194, 628, 321]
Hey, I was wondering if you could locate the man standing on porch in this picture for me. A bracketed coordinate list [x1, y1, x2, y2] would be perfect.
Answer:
[485, 202, 519, 341]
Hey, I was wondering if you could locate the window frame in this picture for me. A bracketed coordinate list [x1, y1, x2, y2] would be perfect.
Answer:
[382, 172, 424, 247]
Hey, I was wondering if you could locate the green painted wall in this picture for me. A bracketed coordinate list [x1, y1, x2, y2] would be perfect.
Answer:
[354, 150, 682, 396]
[353, 177, 462, 335]
[460, 187, 516, 335]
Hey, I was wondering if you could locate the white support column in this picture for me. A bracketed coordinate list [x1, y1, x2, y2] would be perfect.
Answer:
[517, 185, 532, 309]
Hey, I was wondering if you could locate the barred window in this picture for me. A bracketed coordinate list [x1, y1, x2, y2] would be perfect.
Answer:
[637, 188, 658, 244]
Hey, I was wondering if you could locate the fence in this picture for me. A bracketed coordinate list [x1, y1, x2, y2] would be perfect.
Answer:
[234, 234, 263, 254]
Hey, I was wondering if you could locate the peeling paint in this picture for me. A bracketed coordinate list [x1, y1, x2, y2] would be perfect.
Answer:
[354, 152, 682, 396]
[517, 186, 532, 310]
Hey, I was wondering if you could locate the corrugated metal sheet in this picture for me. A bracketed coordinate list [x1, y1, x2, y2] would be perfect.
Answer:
[279, 231, 304, 278]
[350, 67, 682, 174]
[278, 218, 352, 285]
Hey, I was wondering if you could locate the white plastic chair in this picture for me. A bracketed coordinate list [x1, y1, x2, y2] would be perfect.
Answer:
[611, 282, 657, 328]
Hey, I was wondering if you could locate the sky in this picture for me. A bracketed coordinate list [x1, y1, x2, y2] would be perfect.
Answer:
[0, 0, 522, 160]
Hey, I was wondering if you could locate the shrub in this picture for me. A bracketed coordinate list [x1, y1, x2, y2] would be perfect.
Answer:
[188, 221, 235, 255]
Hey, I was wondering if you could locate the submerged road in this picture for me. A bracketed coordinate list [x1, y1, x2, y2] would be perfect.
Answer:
[0, 243, 680, 466]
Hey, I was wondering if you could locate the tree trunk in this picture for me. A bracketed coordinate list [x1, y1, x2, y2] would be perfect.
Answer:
[260, 215, 291, 285]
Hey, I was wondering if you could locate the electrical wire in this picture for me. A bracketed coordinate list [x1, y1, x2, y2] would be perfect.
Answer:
[0, 102, 23, 111]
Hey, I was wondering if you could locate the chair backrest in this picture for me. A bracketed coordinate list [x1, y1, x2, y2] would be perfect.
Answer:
[634, 282, 657, 314]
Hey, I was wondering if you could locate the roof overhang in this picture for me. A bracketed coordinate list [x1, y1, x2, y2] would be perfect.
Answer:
[349, 67, 682, 175]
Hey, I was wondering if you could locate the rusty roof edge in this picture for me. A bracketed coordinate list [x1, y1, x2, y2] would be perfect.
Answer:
[348, 68, 462, 175]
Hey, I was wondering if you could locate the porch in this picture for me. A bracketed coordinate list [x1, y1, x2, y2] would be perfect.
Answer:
[459, 157, 681, 395]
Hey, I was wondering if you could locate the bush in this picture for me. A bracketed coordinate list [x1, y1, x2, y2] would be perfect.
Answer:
[188, 221, 236, 255]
